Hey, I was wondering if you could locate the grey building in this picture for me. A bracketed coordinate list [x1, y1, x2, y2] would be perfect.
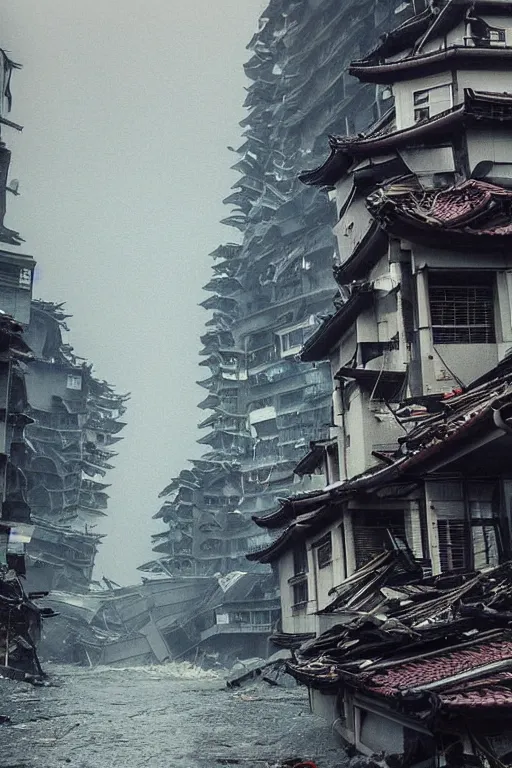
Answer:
[142, 0, 423, 582]
[249, 0, 512, 760]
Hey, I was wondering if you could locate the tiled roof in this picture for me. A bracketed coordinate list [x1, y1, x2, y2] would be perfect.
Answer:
[299, 90, 512, 188]
[286, 559, 512, 719]
[367, 640, 512, 694]
[367, 178, 512, 246]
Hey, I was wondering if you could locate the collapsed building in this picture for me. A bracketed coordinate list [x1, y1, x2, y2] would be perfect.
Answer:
[22, 300, 128, 596]
[141, 0, 423, 655]
[0, 49, 47, 680]
[248, 0, 512, 762]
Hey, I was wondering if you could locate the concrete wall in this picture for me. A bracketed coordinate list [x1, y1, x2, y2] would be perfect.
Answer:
[466, 127, 512, 176]
[0, 283, 32, 325]
[278, 516, 349, 634]
[24, 363, 85, 412]
[410, 254, 512, 394]
[394, 72, 453, 130]
[333, 195, 374, 265]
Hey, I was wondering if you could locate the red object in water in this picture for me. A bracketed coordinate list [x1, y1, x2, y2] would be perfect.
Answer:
[294, 763, 318, 768]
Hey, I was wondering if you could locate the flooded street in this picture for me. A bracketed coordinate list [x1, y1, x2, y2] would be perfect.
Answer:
[0, 664, 344, 768]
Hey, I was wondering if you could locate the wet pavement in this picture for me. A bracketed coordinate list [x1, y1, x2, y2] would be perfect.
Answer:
[0, 663, 345, 768]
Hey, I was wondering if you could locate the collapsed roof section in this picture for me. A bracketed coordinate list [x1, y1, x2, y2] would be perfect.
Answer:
[368, 176, 512, 248]
[249, 356, 512, 562]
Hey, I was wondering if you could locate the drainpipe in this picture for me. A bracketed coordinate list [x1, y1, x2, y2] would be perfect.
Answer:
[492, 404, 512, 435]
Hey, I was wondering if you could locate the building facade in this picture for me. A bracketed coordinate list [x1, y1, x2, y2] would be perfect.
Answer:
[23, 300, 128, 594]
[143, 0, 424, 582]
[0, 48, 43, 678]
[249, 0, 512, 760]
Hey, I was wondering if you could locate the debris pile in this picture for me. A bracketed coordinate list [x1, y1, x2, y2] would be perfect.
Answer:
[0, 569, 50, 681]
[287, 554, 512, 727]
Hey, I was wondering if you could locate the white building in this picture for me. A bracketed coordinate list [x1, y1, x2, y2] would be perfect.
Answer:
[248, 0, 512, 760]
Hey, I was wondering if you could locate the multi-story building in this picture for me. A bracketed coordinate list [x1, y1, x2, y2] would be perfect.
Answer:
[22, 300, 127, 594]
[249, 0, 512, 759]
[0, 47, 44, 678]
[0, 39, 126, 673]
[143, 0, 424, 581]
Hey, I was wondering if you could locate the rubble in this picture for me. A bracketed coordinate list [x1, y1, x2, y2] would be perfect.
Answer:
[286, 555, 512, 763]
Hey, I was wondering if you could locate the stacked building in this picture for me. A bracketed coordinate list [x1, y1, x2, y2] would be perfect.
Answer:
[0, 49, 44, 678]
[22, 300, 128, 594]
[0, 33, 127, 674]
[143, 0, 422, 580]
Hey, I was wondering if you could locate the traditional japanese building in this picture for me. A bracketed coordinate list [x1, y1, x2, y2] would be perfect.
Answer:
[248, 0, 512, 760]
[143, 0, 423, 582]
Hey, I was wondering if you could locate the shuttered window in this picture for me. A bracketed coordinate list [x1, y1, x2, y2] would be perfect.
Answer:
[437, 519, 469, 571]
[429, 274, 495, 344]
[433, 482, 502, 572]
[315, 533, 332, 569]
[352, 510, 406, 569]
[292, 580, 308, 606]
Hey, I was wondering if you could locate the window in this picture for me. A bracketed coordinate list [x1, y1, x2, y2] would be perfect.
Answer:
[282, 328, 304, 351]
[0, 263, 32, 290]
[66, 374, 82, 390]
[292, 579, 308, 606]
[429, 273, 496, 344]
[438, 519, 469, 571]
[489, 29, 506, 43]
[293, 542, 308, 575]
[413, 84, 452, 123]
[316, 533, 332, 569]
[19, 268, 32, 289]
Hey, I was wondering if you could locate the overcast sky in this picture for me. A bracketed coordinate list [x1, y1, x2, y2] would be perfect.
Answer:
[0, 1, 261, 584]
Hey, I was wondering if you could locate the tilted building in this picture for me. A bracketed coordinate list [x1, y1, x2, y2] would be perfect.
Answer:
[249, 0, 512, 761]
[142, 0, 423, 585]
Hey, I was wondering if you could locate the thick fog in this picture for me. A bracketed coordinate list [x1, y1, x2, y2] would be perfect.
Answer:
[0, 1, 260, 584]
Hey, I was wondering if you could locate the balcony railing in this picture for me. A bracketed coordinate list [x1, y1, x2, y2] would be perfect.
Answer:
[200, 623, 272, 641]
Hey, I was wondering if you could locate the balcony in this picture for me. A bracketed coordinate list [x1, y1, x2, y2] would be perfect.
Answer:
[200, 622, 272, 641]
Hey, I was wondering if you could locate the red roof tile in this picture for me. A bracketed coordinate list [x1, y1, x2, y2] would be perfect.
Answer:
[367, 640, 512, 694]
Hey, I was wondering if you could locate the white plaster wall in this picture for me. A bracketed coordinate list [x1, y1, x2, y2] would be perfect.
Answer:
[457, 69, 512, 98]
[335, 176, 354, 218]
[277, 547, 317, 635]
[355, 306, 378, 344]
[344, 388, 402, 478]
[310, 521, 347, 613]
[411, 244, 512, 273]
[393, 72, 453, 130]
[445, 21, 468, 47]
[333, 195, 374, 265]
[466, 127, 512, 175]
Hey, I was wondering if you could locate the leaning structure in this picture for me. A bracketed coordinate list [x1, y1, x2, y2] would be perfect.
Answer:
[142, 0, 421, 590]
[23, 300, 128, 595]
[249, 0, 512, 763]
